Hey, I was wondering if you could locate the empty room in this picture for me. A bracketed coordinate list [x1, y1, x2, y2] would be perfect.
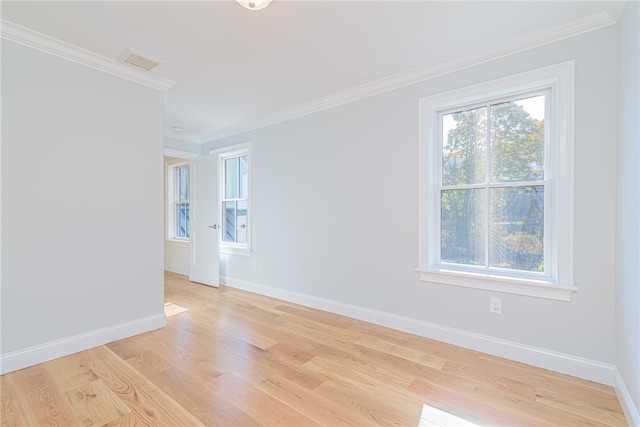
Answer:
[1, 1, 638, 426]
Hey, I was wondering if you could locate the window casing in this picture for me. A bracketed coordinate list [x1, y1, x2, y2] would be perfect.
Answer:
[218, 145, 251, 255]
[417, 62, 576, 301]
[167, 161, 190, 241]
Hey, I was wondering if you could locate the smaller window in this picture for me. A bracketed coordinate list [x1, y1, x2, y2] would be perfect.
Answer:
[218, 145, 251, 255]
[167, 161, 190, 241]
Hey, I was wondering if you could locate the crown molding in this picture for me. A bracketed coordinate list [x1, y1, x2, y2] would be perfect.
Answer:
[163, 148, 199, 159]
[201, 6, 616, 143]
[1, 19, 175, 92]
[164, 130, 202, 144]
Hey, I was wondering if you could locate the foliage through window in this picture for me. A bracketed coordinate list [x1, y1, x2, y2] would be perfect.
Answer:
[440, 94, 546, 273]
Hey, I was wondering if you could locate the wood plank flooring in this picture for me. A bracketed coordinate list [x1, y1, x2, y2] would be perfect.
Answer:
[1, 271, 627, 426]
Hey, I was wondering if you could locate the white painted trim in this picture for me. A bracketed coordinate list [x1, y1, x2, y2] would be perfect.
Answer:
[222, 275, 615, 386]
[164, 130, 202, 144]
[208, 141, 252, 156]
[200, 7, 615, 142]
[163, 148, 199, 159]
[1, 19, 175, 92]
[417, 268, 577, 301]
[164, 265, 189, 276]
[0, 313, 166, 374]
[614, 368, 640, 427]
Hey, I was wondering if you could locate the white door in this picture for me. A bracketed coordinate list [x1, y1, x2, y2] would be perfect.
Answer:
[189, 154, 220, 287]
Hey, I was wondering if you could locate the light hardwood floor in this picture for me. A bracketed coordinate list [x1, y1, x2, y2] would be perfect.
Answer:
[1, 271, 627, 426]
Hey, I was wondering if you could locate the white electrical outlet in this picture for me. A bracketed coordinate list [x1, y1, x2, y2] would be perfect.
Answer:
[251, 259, 257, 270]
[490, 297, 502, 314]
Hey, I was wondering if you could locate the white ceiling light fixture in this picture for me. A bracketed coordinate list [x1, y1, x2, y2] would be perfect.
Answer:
[236, 0, 272, 11]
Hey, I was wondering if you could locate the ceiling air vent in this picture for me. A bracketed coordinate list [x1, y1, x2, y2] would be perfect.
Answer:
[118, 47, 162, 71]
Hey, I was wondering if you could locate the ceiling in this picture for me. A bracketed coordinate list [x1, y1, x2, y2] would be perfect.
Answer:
[1, 1, 623, 143]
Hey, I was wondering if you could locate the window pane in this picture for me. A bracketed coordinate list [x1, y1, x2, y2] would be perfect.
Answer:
[176, 203, 189, 238]
[178, 166, 189, 202]
[236, 200, 247, 244]
[489, 186, 544, 272]
[442, 107, 487, 185]
[184, 204, 190, 238]
[239, 155, 248, 199]
[490, 95, 545, 182]
[223, 201, 236, 242]
[225, 157, 239, 199]
[441, 189, 485, 266]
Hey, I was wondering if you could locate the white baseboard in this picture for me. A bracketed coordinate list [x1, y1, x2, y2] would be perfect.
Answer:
[614, 368, 640, 427]
[164, 265, 189, 276]
[222, 275, 616, 386]
[0, 313, 166, 375]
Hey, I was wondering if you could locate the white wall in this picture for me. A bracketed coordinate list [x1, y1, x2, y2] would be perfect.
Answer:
[1, 40, 165, 372]
[616, 0, 640, 422]
[164, 240, 189, 275]
[203, 26, 619, 374]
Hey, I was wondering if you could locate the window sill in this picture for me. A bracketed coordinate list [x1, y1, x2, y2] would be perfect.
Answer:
[416, 267, 577, 301]
[221, 246, 251, 256]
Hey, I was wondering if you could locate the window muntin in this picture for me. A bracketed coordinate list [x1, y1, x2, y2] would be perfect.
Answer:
[221, 152, 249, 246]
[438, 93, 547, 276]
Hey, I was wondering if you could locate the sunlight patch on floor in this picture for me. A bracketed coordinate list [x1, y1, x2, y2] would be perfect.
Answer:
[164, 302, 188, 317]
[418, 404, 480, 427]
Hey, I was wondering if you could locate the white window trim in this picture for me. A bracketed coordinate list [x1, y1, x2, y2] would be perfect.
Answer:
[417, 61, 577, 301]
[166, 159, 190, 243]
[211, 142, 252, 256]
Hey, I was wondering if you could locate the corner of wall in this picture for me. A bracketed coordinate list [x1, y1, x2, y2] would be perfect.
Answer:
[0, 314, 166, 375]
[615, 368, 640, 427]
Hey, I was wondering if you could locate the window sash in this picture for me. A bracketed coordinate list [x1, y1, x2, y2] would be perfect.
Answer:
[176, 165, 189, 240]
[174, 202, 189, 239]
[435, 92, 549, 279]
[433, 89, 551, 278]
[438, 184, 546, 274]
[177, 165, 189, 202]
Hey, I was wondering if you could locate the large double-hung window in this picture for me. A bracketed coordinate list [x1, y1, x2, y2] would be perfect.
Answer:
[439, 94, 546, 272]
[417, 62, 576, 301]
